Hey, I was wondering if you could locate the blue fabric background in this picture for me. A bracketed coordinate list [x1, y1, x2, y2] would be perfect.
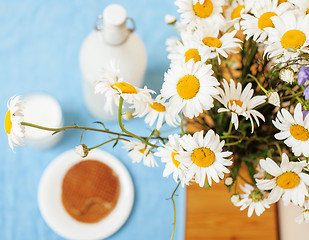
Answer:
[0, 0, 186, 239]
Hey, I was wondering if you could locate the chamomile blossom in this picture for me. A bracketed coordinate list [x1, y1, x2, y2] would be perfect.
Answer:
[241, 0, 290, 42]
[224, 0, 247, 30]
[5, 96, 25, 152]
[295, 210, 309, 224]
[272, 103, 309, 157]
[235, 184, 270, 217]
[177, 130, 233, 187]
[215, 79, 266, 133]
[122, 140, 158, 167]
[161, 59, 220, 118]
[167, 32, 211, 65]
[254, 164, 267, 179]
[256, 153, 309, 206]
[175, 0, 225, 30]
[289, 0, 309, 15]
[134, 95, 180, 130]
[194, 24, 241, 63]
[95, 60, 154, 113]
[264, 11, 309, 62]
[154, 134, 186, 185]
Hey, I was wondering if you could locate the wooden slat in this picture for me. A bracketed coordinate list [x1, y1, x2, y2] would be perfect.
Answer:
[185, 180, 278, 240]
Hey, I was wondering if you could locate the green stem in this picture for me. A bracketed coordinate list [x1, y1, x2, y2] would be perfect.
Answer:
[118, 97, 158, 148]
[248, 74, 268, 94]
[181, 113, 185, 135]
[238, 175, 253, 185]
[241, 39, 258, 82]
[220, 135, 240, 139]
[282, 85, 309, 109]
[227, 121, 233, 135]
[169, 182, 181, 240]
[21, 122, 133, 138]
[88, 137, 128, 151]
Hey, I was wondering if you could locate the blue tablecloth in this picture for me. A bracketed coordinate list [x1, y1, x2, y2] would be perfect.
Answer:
[0, 1, 186, 239]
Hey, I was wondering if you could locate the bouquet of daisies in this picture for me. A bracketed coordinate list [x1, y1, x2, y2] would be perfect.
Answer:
[5, 0, 309, 234]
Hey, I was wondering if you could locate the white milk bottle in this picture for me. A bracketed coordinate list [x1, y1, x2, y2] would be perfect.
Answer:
[80, 4, 147, 121]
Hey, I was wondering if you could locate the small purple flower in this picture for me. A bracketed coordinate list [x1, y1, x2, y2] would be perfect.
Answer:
[303, 110, 309, 119]
[298, 66, 309, 100]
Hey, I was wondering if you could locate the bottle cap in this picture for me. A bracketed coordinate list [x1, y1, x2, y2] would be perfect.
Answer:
[103, 4, 127, 27]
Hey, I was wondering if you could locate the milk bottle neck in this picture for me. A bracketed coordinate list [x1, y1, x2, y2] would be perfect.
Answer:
[102, 22, 129, 46]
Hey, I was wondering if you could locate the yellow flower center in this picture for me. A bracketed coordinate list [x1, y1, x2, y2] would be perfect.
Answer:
[228, 99, 243, 108]
[277, 0, 287, 5]
[276, 172, 300, 189]
[231, 5, 245, 20]
[149, 102, 166, 112]
[184, 48, 201, 63]
[171, 152, 180, 168]
[139, 148, 146, 154]
[193, 0, 214, 18]
[281, 30, 306, 50]
[191, 147, 215, 167]
[5, 110, 12, 134]
[249, 189, 264, 202]
[307, 8, 309, 15]
[202, 37, 222, 48]
[290, 124, 309, 141]
[111, 82, 137, 94]
[258, 12, 277, 30]
[176, 75, 200, 99]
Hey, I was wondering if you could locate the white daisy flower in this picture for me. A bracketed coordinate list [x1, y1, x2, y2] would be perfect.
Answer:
[134, 95, 180, 130]
[177, 130, 233, 187]
[154, 134, 187, 185]
[295, 210, 309, 224]
[256, 153, 309, 206]
[289, 0, 309, 15]
[235, 184, 271, 217]
[272, 103, 309, 157]
[279, 67, 295, 84]
[95, 60, 154, 113]
[215, 79, 266, 133]
[175, 0, 225, 30]
[264, 11, 309, 62]
[122, 140, 158, 167]
[5, 96, 25, 152]
[224, 0, 247, 31]
[254, 164, 267, 179]
[194, 24, 242, 63]
[167, 32, 211, 65]
[166, 37, 181, 55]
[161, 59, 220, 119]
[240, 0, 290, 42]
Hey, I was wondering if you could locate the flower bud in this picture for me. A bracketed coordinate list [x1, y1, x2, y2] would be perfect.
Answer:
[267, 90, 280, 107]
[279, 68, 294, 84]
[123, 111, 134, 120]
[165, 14, 177, 25]
[230, 194, 241, 206]
[224, 176, 234, 187]
[75, 144, 88, 158]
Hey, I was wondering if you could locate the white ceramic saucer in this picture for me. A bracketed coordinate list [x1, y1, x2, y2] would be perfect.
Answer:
[38, 149, 134, 240]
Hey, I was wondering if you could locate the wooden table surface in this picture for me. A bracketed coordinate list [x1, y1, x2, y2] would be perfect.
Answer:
[185, 179, 279, 240]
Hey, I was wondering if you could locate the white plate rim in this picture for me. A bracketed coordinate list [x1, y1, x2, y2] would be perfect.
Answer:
[38, 149, 134, 240]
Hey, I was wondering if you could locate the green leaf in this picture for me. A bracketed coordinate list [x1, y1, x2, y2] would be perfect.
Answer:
[93, 121, 109, 131]
[244, 161, 256, 184]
